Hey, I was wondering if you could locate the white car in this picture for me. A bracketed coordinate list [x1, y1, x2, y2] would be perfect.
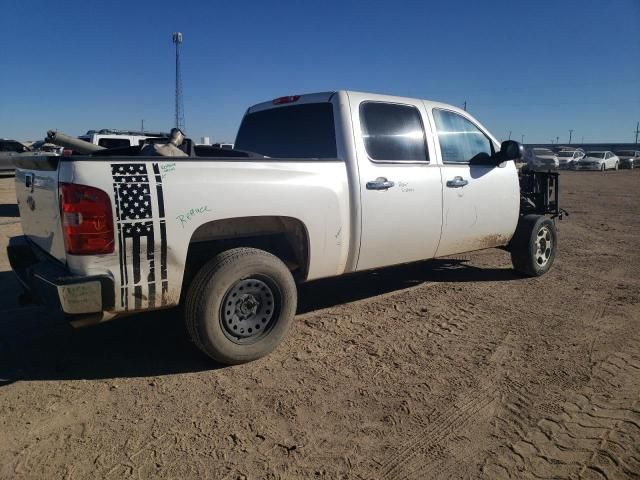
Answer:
[576, 151, 620, 171]
[532, 148, 559, 169]
[557, 149, 585, 169]
[8, 90, 563, 364]
[0, 139, 30, 173]
[77, 129, 169, 149]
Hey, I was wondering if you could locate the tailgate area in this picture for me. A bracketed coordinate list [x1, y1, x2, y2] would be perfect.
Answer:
[8, 236, 114, 315]
[14, 155, 67, 262]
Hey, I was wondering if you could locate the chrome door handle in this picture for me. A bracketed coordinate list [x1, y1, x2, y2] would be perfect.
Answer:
[446, 176, 468, 188]
[366, 177, 395, 190]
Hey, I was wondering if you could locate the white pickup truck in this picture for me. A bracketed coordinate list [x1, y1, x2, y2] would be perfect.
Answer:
[8, 91, 562, 364]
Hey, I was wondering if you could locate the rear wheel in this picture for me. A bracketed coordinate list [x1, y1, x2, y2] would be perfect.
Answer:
[615, 162, 619, 170]
[184, 248, 297, 364]
[509, 215, 557, 277]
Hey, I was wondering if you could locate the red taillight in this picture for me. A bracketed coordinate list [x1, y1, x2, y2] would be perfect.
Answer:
[59, 183, 114, 255]
[272, 95, 300, 105]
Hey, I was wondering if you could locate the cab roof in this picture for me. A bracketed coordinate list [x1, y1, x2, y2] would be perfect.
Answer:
[245, 90, 465, 116]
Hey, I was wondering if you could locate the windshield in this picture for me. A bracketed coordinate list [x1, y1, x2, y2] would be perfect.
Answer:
[533, 149, 553, 156]
[558, 151, 574, 157]
[586, 152, 606, 159]
[235, 103, 337, 158]
[615, 151, 635, 156]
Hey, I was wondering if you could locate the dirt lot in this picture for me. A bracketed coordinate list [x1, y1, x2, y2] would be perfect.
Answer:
[0, 170, 638, 480]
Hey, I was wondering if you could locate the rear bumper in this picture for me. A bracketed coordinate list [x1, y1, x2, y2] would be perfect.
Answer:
[7, 236, 114, 316]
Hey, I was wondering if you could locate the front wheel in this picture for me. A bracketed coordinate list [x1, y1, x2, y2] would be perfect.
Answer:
[601, 163, 606, 172]
[509, 215, 557, 277]
[183, 248, 297, 364]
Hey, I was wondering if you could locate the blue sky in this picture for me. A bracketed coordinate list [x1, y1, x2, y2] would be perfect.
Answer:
[1, 0, 639, 144]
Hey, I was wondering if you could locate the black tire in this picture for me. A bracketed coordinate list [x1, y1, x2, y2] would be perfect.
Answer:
[601, 163, 605, 172]
[183, 248, 297, 364]
[509, 215, 557, 277]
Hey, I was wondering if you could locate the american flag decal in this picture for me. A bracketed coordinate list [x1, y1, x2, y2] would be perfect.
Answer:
[111, 163, 168, 310]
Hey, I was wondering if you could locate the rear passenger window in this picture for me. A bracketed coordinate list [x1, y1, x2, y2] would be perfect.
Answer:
[360, 102, 428, 162]
[433, 109, 493, 163]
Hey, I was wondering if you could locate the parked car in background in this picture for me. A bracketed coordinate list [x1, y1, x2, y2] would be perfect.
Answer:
[554, 145, 576, 152]
[576, 151, 620, 171]
[614, 150, 640, 169]
[212, 143, 234, 150]
[0, 139, 30, 173]
[557, 148, 585, 169]
[531, 147, 559, 169]
[77, 129, 169, 149]
[29, 141, 64, 155]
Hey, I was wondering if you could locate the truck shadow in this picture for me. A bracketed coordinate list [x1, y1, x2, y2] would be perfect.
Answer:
[0, 259, 518, 383]
[298, 258, 519, 313]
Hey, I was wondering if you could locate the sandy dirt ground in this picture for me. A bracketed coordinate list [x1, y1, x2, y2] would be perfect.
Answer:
[0, 170, 638, 480]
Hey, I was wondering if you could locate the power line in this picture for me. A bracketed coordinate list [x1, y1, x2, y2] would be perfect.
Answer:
[468, 98, 640, 108]
[439, 78, 640, 96]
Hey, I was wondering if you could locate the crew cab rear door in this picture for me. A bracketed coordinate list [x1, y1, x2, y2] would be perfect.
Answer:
[429, 107, 519, 257]
[348, 92, 443, 271]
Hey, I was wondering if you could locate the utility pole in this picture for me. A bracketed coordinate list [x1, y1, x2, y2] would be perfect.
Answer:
[463, 101, 467, 111]
[172, 32, 185, 132]
[635, 121, 639, 144]
[556, 136, 559, 144]
[521, 134, 525, 144]
[508, 130, 512, 140]
[569, 129, 573, 144]
[141, 119, 144, 132]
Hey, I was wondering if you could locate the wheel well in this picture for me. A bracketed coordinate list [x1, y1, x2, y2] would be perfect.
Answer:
[182, 216, 309, 296]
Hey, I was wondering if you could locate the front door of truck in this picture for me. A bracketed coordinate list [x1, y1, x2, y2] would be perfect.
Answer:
[429, 108, 519, 257]
[348, 93, 443, 271]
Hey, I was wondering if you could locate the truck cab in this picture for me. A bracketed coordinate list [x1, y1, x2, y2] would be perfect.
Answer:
[236, 91, 520, 270]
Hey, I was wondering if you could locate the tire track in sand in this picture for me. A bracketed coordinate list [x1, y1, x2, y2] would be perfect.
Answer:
[376, 330, 516, 480]
[481, 350, 640, 480]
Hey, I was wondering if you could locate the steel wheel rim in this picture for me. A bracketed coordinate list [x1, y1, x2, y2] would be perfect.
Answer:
[535, 226, 553, 267]
[220, 276, 279, 344]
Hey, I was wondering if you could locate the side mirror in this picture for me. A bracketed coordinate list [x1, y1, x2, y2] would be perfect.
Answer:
[496, 140, 522, 163]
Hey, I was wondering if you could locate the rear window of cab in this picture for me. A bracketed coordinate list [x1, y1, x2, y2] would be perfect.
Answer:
[235, 103, 337, 159]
